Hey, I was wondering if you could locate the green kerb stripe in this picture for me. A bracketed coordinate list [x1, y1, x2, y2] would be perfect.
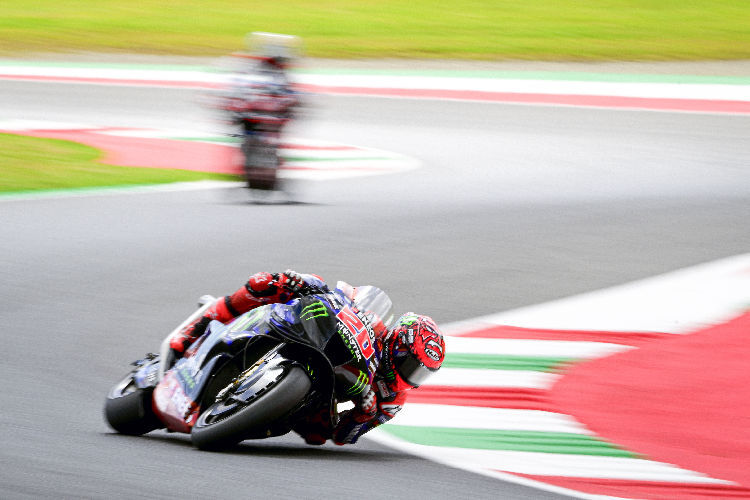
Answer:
[443, 353, 574, 372]
[381, 426, 638, 458]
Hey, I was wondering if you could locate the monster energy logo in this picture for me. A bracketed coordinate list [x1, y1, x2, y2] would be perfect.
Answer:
[346, 370, 369, 396]
[230, 307, 264, 332]
[300, 301, 328, 320]
[338, 326, 362, 361]
[178, 368, 196, 390]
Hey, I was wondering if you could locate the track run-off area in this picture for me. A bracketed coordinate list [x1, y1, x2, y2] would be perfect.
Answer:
[1, 60, 749, 499]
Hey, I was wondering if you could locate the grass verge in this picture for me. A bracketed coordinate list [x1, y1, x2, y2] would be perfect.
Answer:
[1, 1, 749, 60]
[0, 133, 235, 193]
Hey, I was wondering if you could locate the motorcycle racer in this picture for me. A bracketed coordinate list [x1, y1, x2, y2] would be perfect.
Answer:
[219, 33, 300, 192]
[164, 270, 446, 446]
[222, 53, 297, 136]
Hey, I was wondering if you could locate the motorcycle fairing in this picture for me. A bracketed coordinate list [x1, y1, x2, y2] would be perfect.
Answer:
[152, 370, 198, 433]
[153, 317, 265, 431]
[153, 303, 319, 432]
[268, 295, 376, 375]
[153, 285, 395, 434]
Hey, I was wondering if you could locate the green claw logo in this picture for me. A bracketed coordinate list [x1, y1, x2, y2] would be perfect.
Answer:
[300, 301, 328, 320]
[346, 370, 369, 396]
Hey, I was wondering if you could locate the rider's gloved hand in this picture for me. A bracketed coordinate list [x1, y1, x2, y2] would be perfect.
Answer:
[332, 389, 379, 445]
[280, 269, 306, 293]
[358, 388, 378, 421]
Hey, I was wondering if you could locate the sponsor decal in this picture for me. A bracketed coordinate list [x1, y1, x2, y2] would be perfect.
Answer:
[155, 374, 195, 419]
[377, 379, 391, 398]
[300, 301, 329, 320]
[229, 308, 264, 333]
[337, 307, 375, 359]
[346, 370, 370, 396]
[339, 325, 363, 362]
[177, 367, 197, 390]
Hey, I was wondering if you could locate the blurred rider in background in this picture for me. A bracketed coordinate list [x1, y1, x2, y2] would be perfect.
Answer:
[220, 33, 301, 194]
[164, 270, 446, 446]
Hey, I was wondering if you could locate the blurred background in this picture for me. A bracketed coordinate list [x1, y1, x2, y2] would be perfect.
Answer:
[1, 1, 749, 499]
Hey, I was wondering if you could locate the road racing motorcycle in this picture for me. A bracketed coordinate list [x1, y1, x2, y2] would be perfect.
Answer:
[104, 283, 393, 450]
[222, 71, 297, 193]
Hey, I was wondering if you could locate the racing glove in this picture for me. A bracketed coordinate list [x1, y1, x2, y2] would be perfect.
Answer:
[280, 269, 306, 293]
[332, 388, 380, 445]
[332, 386, 407, 445]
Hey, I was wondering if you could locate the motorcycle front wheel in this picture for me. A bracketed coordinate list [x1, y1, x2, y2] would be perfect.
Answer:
[191, 365, 311, 450]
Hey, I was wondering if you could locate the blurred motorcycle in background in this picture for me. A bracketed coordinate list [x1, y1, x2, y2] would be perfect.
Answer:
[218, 32, 301, 199]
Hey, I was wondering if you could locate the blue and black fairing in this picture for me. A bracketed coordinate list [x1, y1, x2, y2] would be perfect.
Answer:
[165, 295, 347, 411]
[167, 306, 280, 405]
[269, 290, 387, 401]
[162, 284, 393, 426]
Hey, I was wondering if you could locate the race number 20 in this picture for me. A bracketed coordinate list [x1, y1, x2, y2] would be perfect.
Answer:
[337, 308, 375, 359]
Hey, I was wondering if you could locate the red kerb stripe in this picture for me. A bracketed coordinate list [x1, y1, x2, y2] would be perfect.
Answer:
[409, 385, 556, 411]
[514, 474, 748, 499]
[298, 84, 750, 114]
[455, 324, 669, 345]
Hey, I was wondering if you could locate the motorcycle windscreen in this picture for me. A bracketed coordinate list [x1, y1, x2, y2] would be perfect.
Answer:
[349, 285, 395, 330]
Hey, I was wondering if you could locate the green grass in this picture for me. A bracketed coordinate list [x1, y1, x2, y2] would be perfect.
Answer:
[1, 0, 749, 60]
[0, 133, 235, 193]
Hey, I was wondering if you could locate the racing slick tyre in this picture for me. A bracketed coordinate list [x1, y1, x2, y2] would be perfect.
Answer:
[105, 376, 162, 436]
[242, 135, 280, 191]
[191, 365, 311, 451]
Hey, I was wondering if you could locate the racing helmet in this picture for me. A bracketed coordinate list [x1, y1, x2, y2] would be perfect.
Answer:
[246, 31, 300, 69]
[385, 313, 445, 391]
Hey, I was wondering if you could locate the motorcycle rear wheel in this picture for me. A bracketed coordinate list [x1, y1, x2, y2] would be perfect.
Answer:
[242, 135, 281, 191]
[191, 365, 310, 450]
[104, 377, 162, 435]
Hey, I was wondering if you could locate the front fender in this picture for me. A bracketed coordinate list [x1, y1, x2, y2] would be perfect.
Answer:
[132, 357, 160, 390]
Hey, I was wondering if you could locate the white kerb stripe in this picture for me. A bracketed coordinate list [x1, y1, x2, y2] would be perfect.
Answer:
[426, 367, 560, 389]
[445, 336, 634, 358]
[394, 403, 593, 435]
[366, 433, 732, 484]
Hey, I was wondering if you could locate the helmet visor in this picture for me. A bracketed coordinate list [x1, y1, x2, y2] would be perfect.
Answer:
[393, 351, 437, 388]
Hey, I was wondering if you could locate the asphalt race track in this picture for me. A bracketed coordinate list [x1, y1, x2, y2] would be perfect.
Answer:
[1, 79, 749, 499]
